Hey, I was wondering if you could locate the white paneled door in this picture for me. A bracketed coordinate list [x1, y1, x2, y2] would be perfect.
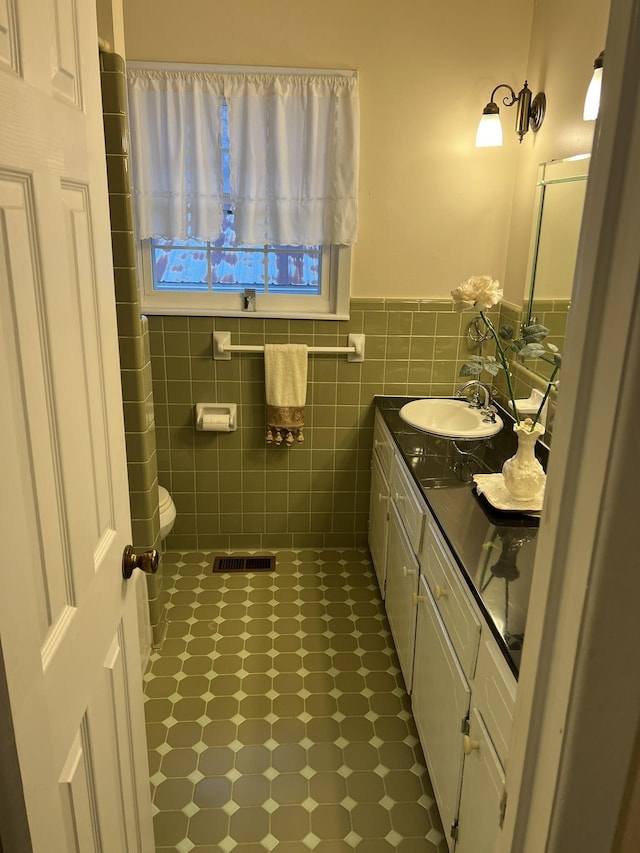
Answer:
[0, 0, 154, 850]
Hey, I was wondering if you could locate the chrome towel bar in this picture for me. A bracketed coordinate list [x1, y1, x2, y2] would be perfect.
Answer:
[212, 331, 365, 362]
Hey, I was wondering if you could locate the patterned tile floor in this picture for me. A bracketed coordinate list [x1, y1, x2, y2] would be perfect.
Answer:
[144, 549, 447, 852]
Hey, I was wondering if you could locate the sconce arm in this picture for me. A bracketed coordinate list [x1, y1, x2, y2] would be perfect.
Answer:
[489, 83, 519, 108]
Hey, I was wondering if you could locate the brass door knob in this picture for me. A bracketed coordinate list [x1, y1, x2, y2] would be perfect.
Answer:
[122, 545, 159, 580]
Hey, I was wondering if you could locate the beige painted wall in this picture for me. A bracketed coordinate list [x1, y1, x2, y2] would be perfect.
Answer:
[123, 0, 531, 300]
[122, 0, 610, 306]
[96, 0, 126, 55]
[504, 0, 610, 303]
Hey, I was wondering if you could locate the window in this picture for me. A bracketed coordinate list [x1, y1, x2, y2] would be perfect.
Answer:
[141, 236, 346, 318]
[150, 232, 321, 297]
[128, 64, 358, 319]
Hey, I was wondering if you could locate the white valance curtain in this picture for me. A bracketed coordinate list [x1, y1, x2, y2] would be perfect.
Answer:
[127, 66, 359, 246]
[127, 69, 226, 242]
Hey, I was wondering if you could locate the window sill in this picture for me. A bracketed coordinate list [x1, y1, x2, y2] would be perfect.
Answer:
[139, 304, 350, 321]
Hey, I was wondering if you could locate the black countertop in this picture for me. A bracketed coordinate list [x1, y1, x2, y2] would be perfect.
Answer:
[375, 396, 548, 677]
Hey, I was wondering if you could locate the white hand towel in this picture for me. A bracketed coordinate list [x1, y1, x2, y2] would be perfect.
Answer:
[264, 344, 308, 446]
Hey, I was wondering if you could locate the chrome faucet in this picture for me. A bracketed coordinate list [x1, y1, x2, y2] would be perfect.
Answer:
[455, 380, 493, 410]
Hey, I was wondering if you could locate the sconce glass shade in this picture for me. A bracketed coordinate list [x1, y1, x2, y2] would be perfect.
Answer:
[476, 111, 503, 147]
[583, 54, 603, 120]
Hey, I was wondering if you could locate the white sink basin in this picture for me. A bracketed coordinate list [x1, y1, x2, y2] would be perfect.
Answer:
[399, 398, 503, 440]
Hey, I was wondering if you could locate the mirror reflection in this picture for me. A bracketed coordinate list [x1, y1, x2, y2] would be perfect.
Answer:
[523, 155, 590, 380]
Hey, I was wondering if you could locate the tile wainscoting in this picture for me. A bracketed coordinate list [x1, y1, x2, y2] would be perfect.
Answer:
[148, 299, 501, 552]
[101, 50, 165, 645]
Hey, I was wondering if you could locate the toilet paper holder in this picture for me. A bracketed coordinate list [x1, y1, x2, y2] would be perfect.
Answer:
[195, 403, 237, 432]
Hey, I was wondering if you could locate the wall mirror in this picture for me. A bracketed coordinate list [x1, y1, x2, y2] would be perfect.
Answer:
[523, 154, 590, 380]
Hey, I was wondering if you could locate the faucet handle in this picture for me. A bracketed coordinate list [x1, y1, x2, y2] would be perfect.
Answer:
[482, 407, 498, 423]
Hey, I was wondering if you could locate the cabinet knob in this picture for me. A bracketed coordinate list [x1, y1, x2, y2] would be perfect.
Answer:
[394, 492, 405, 503]
[412, 592, 427, 604]
[463, 734, 480, 755]
[434, 584, 449, 600]
[402, 565, 416, 578]
[377, 492, 388, 504]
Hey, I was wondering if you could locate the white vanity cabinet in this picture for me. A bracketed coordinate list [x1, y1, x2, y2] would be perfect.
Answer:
[384, 446, 426, 691]
[368, 411, 394, 596]
[454, 638, 516, 853]
[413, 515, 481, 851]
[369, 405, 518, 853]
[412, 575, 470, 843]
[413, 516, 515, 851]
[369, 451, 390, 595]
[454, 707, 506, 853]
[385, 503, 420, 690]
[421, 518, 482, 680]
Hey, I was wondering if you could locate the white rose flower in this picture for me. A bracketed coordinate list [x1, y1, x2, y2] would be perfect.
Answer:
[453, 274, 560, 431]
[451, 275, 503, 312]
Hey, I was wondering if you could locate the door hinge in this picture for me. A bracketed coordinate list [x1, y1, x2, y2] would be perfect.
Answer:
[460, 714, 470, 735]
[450, 820, 459, 841]
[499, 788, 508, 828]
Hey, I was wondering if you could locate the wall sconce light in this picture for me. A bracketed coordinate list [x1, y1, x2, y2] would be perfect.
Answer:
[583, 50, 604, 120]
[475, 80, 546, 147]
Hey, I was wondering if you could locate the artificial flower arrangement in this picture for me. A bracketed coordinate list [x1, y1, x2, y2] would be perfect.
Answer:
[451, 275, 561, 431]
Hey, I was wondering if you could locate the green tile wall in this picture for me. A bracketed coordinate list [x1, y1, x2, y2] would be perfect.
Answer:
[148, 300, 501, 551]
[100, 51, 166, 645]
[528, 298, 570, 382]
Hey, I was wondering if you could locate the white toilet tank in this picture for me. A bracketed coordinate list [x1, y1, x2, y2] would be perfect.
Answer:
[158, 485, 176, 541]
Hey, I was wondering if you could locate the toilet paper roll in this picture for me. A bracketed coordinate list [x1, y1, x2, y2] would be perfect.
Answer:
[198, 414, 230, 432]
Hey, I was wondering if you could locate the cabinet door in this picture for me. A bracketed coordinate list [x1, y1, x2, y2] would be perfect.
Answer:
[421, 521, 481, 680]
[455, 707, 506, 853]
[385, 504, 419, 691]
[373, 410, 395, 479]
[473, 637, 516, 770]
[391, 457, 425, 553]
[412, 577, 470, 851]
[369, 451, 390, 596]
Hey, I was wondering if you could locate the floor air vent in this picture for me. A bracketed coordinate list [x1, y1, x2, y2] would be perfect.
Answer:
[212, 555, 276, 573]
